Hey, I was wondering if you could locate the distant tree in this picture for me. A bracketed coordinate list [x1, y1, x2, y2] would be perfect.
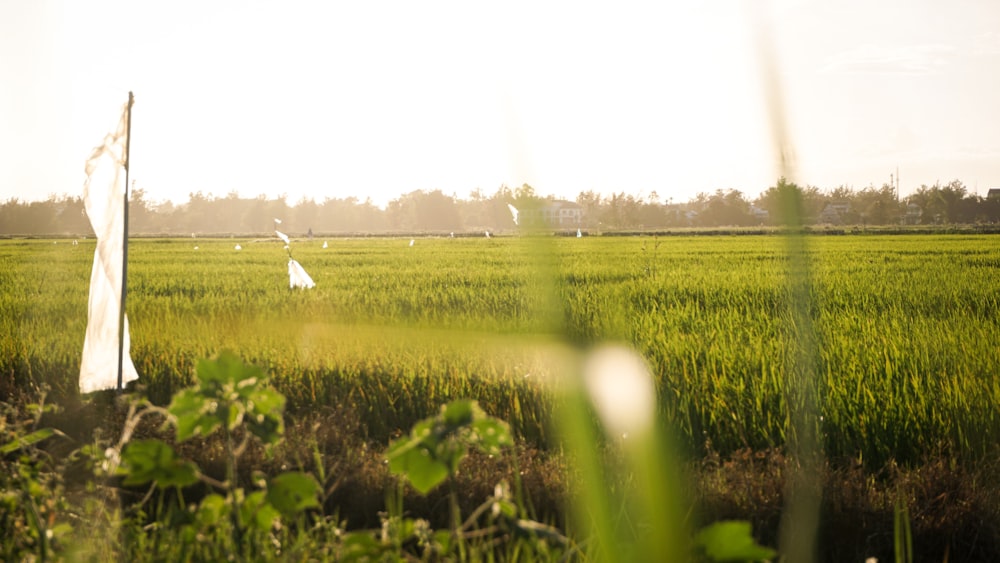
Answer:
[54, 196, 91, 235]
[575, 190, 603, 228]
[981, 193, 1000, 223]
[907, 181, 972, 224]
[237, 195, 269, 234]
[317, 196, 388, 233]
[513, 183, 538, 204]
[23, 200, 57, 235]
[356, 198, 388, 232]
[755, 178, 808, 227]
[180, 191, 210, 234]
[487, 185, 517, 230]
[698, 189, 752, 227]
[603, 192, 640, 230]
[293, 196, 320, 235]
[6, 176, 998, 235]
[828, 185, 855, 202]
[455, 195, 486, 231]
[636, 198, 668, 228]
[0, 198, 49, 235]
[386, 192, 417, 231]
[267, 195, 292, 232]
[415, 190, 461, 231]
[128, 188, 156, 234]
[509, 183, 545, 228]
[855, 184, 902, 225]
[317, 197, 354, 232]
[386, 189, 460, 232]
[940, 179, 971, 223]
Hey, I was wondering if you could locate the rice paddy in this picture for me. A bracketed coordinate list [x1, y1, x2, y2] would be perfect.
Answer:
[3, 233, 998, 468]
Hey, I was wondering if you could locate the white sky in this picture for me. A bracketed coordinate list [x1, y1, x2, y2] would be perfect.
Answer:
[2, 0, 999, 208]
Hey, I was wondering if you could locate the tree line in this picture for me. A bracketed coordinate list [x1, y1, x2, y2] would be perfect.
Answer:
[2, 179, 999, 236]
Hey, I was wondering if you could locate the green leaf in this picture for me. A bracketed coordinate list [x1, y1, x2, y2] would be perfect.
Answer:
[0, 428, 55, 454]
[169, 388, 222, 442]
[386, 438, 450, 494]
[197, 350, 263, 389]
[242, 490, 280, 532]
[386, 399, 512, 494]
[340, 532, 386, 561]
[695, 520, 776, 562]
[266, 471, 320, 517]
[194, 494, 227, 528]
[471, 418, 513, 453]
[441, 399, 475, 427]
[119, 439, 199, 488]
[245, 387, 286, 445]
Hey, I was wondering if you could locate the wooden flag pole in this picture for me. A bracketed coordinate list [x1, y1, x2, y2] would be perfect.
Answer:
[117, 91, 134, 393]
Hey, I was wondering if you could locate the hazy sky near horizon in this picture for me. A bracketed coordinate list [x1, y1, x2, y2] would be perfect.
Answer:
[2, 0, 999, 208]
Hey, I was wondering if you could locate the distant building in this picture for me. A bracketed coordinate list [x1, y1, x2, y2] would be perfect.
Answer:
[905, 202, 922, 224]
[819, 203, 851, 224]
[987, 188, 1000, 200]
[749, 205, 769, 222]
[520, 200, 582, 227]
[543, 200, 582, 227]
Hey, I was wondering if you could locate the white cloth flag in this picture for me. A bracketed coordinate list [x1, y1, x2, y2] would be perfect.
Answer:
[288, 259, 316, 289]
[507, 203, 519, 226]
[80, 98, 139, 393]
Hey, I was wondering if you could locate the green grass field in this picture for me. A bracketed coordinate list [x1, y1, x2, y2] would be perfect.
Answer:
[4, 234, 998, 468]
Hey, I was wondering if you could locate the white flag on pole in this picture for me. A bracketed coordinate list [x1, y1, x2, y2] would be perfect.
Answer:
[507, 203, 519, 226]
[288, 259, 316, 289]
[80, 98, 139, 393]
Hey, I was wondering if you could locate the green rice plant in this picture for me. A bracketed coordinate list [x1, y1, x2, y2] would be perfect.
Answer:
[1, 235, 998, 469]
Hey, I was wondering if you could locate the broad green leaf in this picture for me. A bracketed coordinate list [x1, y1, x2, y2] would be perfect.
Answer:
[695, 520, 776, 562]
[197, 350, 263, 389]
[471, 418, 513, 453]
[387, 399, 512, 494]
[441, 399, 475, 427]
[119, 439, 199, 488]
[267, 471, 320, 517]
[169, 388, 222, 442]
[387, 439, 450, 494]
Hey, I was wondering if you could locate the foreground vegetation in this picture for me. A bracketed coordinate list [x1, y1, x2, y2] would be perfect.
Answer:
[2, 233, 999, 560]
